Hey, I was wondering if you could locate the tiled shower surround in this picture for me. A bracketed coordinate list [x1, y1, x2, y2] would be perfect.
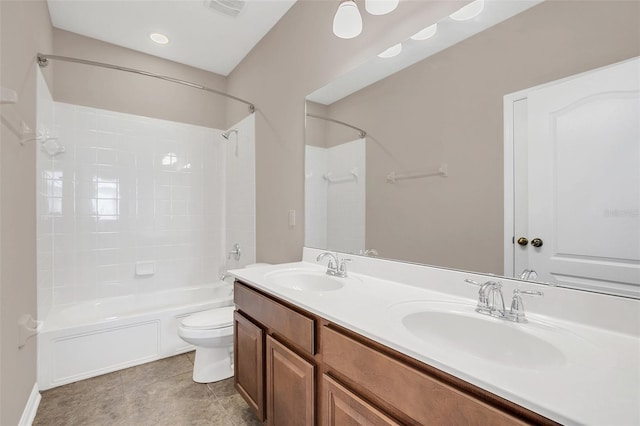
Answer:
[36, 72, 255, 320]
[305, 139, 366, 254]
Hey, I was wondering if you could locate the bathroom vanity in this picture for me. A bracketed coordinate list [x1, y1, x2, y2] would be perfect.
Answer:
[230, 249, 640, 426]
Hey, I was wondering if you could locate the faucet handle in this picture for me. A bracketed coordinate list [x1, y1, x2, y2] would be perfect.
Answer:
[509, 289, 543, 322]
[514, 289, 544, 297]
[338, 258, 351, 275]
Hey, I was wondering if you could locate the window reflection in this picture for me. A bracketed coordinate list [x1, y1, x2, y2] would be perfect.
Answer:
[44, 170, 63, 215]
[94, 176, 119, 219]
[161, 152, 178, 166]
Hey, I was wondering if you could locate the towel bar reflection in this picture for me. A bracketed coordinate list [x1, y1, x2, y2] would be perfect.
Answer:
[324, 168, 358, 183]
[387, 164, 448, 184]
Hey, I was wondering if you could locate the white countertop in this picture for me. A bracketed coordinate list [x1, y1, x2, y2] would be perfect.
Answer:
[229, 249, 640, 426]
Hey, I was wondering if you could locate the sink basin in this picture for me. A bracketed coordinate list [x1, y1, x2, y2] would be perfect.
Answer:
[395, 302, 569, 369]
[265, 270, 348, 292]
[389, 300, 580, 369]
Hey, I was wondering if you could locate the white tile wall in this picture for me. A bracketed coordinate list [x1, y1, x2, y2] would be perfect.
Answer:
[304, 139, 366, 255]
[36, 72, 256, 319]
[36, 69, 56, 319]
[224, 114, 256, 269]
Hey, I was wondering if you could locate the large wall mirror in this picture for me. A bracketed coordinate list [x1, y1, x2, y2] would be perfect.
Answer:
[304, 0, 640, 298]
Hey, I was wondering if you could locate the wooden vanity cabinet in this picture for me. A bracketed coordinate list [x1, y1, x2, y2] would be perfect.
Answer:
[234, 280, 557, 426]
[234, 281, 317, 424]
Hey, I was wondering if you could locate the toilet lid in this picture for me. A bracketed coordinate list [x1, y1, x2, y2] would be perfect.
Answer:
[182, 306, 235, 330]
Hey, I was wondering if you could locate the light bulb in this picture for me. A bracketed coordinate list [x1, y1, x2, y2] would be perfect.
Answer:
[410, 23, 438, 41]
[365, 0, 398, 15]
[150, 33, 169, 45]
[450, 0, 484, 21]
[333, 0, 363, 39]
[378, 43, 402, 58]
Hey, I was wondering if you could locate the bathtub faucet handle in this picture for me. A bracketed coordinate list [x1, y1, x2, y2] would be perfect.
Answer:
[228, 243, 241, 261]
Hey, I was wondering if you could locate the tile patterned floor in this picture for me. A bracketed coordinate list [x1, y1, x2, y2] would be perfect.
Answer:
[33, 352, 262, 426]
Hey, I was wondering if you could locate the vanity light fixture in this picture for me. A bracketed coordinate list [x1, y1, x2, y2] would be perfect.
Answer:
[378, 43, 402, 58]
[365, 0, 399, 16]
[411, 23, 438, 41]
[450, 0, 484, 21]
[333, 0, 363, 39]
[150, 32, 169, 44]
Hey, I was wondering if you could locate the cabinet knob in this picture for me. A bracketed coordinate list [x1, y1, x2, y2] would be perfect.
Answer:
[517, 237, 529, 246]
[531, 238, 543, 248]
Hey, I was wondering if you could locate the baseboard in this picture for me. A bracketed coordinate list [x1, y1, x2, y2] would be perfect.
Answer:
[18, 383, 41, 426]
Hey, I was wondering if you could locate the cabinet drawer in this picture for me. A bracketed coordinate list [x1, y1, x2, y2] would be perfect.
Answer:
[235, 282, 315, 355]
[322, 326, 526, 426]
[322, 374, 401, 426]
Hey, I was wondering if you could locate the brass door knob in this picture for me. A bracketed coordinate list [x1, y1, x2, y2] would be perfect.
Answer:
[517, 237, 529, 246]
[531, 238, 543, 247]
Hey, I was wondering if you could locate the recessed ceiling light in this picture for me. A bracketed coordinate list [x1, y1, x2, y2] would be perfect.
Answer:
[450, 0, 484, 21]
[150, 33, 169, 45]
[365, 0, 399, 16]
[378, 43, 402, 58]
[411, 23, 438, 41]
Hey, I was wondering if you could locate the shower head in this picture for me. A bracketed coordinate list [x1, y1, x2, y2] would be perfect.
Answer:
[222, 129, 238, 140]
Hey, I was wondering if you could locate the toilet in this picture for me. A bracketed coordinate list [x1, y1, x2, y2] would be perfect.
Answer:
[178, 263, 270, 383]
[178, 306, 235, 383]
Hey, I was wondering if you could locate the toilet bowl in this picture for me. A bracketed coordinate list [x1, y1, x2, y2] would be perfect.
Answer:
[178, 306, 235, 383]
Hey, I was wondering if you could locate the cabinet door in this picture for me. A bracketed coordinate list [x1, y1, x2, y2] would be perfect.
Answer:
[322, 375, 401, 426]
[234, 311, 265, 421]
[266, 335, 315, 426]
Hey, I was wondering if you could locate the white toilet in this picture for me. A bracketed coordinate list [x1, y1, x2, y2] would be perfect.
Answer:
[178, 263, 270, 383]
[178, 306, 235, 383]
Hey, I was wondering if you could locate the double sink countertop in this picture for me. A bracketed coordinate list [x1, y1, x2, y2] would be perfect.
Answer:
[229, 249, 640, 426]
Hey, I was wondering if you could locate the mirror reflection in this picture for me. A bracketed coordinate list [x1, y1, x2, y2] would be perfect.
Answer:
[304, 0, 640, 297]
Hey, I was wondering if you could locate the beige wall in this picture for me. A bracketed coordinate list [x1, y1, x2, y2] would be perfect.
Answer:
[320, 1, 640, 273]
[0, 0, 53, 423]
[227, 0, 468, 264]
[305, 101, 329, 148]
[52, 29, 228, 129]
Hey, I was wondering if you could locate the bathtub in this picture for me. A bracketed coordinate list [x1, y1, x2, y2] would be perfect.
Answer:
[38, 282, 233, 390]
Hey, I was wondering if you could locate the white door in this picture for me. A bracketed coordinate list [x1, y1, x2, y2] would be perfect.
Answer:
[523, 58, 640, 297]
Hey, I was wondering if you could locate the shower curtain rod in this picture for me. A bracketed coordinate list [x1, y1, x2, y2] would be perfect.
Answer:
[306, 113, 366, 138]
[37, 53, 255, 113]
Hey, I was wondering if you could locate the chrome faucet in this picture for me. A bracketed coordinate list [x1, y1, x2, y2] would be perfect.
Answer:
[518, 269, 538, 281]
[467, 279, 505, 318]
[228, 243, 241, 261]
[486, 281, 506, 317]
[361, 248, 379, 257]
[316, 252, 351, 277]
[465, 279, 543, 322]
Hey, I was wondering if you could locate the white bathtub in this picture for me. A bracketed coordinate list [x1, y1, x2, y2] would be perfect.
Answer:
[38, 282, 233, 390]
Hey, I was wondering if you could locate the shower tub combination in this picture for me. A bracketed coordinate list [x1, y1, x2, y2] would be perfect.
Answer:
[38, 282, 233, 391]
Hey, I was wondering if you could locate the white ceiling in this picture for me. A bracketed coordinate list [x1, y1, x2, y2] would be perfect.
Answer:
[47, 0, 298, 76]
